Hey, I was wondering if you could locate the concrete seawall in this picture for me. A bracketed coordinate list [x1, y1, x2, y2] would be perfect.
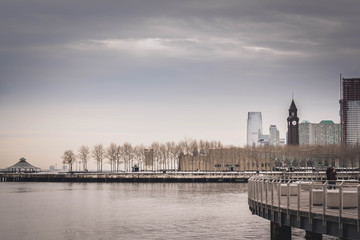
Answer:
[2, 171, 358, 183]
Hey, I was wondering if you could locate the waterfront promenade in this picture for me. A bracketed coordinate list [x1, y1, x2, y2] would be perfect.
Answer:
[248, 176, 360, 240]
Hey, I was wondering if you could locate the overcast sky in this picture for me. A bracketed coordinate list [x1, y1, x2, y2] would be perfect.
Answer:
[1, 0, 359, 169]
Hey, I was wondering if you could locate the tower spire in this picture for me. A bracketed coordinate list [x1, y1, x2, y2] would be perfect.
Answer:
[289, 99, 297, 111]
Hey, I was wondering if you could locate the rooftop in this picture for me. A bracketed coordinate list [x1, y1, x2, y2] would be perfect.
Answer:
[319, 120, 335, 124]
[6, 157, 40, 171]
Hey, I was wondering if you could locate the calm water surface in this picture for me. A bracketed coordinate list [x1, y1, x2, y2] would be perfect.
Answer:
[0, 182, 337, 240]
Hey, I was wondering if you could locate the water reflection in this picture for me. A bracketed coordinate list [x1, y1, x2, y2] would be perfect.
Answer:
[0, 182, 337, 240]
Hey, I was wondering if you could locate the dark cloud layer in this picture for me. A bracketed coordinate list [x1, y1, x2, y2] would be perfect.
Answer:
[1, 1, 360, 48]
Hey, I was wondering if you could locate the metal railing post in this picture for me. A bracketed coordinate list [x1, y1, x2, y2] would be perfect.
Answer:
[260, 179, 263, 204]
[260, 179, 263, 216]
[309, 180, 313, 224]
[278, 179, 281, 224]
[250, 179, 252, 199]
[256, 179, 260, 212]
[255, 179, 258, 202]
[297, 180, 301, 222]
[271, 179, 274, 219]
[253, 179, 255, 200]
[265, 179, 268, 205]
[322, 181, 326, 227]
[339, 181, 344, 230]
[357, 184, 360, 232]
[249, 179, 252, 200]
[287, 180, 291, 217]
[278, 179, 281, 209]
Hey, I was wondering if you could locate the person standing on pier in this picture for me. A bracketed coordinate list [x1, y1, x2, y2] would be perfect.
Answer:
[326, 166, 332, 189]
[329, 168, 337, 189]
[326, 166, 332, 180]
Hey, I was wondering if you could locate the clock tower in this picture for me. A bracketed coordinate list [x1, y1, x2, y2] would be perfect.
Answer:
[287, 99, 299, 145]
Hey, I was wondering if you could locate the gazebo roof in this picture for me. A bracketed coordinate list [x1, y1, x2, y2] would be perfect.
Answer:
[6, 157, 40, 170]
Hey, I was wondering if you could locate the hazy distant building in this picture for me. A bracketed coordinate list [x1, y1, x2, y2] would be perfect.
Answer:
[269, 125, 280, 146]
[259, 125, 280, 146]
[299, 120, 341, 145]
[247, 112, 263, 147]
[340, 77, 360, 145]
[258, 133, 269, 146]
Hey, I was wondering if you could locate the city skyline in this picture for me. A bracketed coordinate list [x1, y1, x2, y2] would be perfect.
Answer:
[1, 1, 359, 169]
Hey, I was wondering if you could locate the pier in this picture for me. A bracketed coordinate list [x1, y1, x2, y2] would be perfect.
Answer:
[248, 176, 360, 240]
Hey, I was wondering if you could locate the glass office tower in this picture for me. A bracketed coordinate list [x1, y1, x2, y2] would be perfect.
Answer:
[247, 112, 263, 147]
[340, 77, 360, 145]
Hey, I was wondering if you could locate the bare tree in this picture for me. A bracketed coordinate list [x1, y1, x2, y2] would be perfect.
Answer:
[78, 145, 90, 171]
[159, 143, 167, 170]
[178, 139, 191, 156]
[115, 145, 123, 172]
[62, 150, 76, 172]
[151, 142, 160, 171]
[92, 144, 105, 172]
[123, 142, 133, 172]
[106, 143, 118, 172]
[134, 145, 144, 170]
[190, 140, 199, 171]
[166, 141, 177, 171]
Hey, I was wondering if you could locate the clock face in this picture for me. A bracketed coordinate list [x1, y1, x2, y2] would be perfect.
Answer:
[292, 120, 297, 126]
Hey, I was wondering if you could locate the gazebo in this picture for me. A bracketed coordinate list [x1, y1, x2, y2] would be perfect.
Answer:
[6, 157, 41, 173]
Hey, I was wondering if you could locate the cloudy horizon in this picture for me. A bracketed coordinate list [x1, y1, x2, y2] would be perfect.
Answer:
[1, 0, 359, 169]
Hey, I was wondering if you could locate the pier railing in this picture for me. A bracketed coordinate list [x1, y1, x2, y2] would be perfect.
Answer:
[248, 176, 360, 239]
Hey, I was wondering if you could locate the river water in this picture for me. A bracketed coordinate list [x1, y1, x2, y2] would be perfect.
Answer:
[0, 182, 337, 240]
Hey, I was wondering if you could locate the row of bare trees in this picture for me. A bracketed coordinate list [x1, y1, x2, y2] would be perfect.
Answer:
[61, 139, 224, 172]
[62, 141, 360, 172]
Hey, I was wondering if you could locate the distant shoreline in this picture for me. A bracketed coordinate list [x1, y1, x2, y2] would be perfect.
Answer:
[0, 172, 251, 183]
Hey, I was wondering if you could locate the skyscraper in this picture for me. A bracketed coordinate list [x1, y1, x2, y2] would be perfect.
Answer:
[247, 112, 263, 147]
[340, 77, 360, 145]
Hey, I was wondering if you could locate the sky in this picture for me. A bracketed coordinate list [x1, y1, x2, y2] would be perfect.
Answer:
[1, 0, 360, 169]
